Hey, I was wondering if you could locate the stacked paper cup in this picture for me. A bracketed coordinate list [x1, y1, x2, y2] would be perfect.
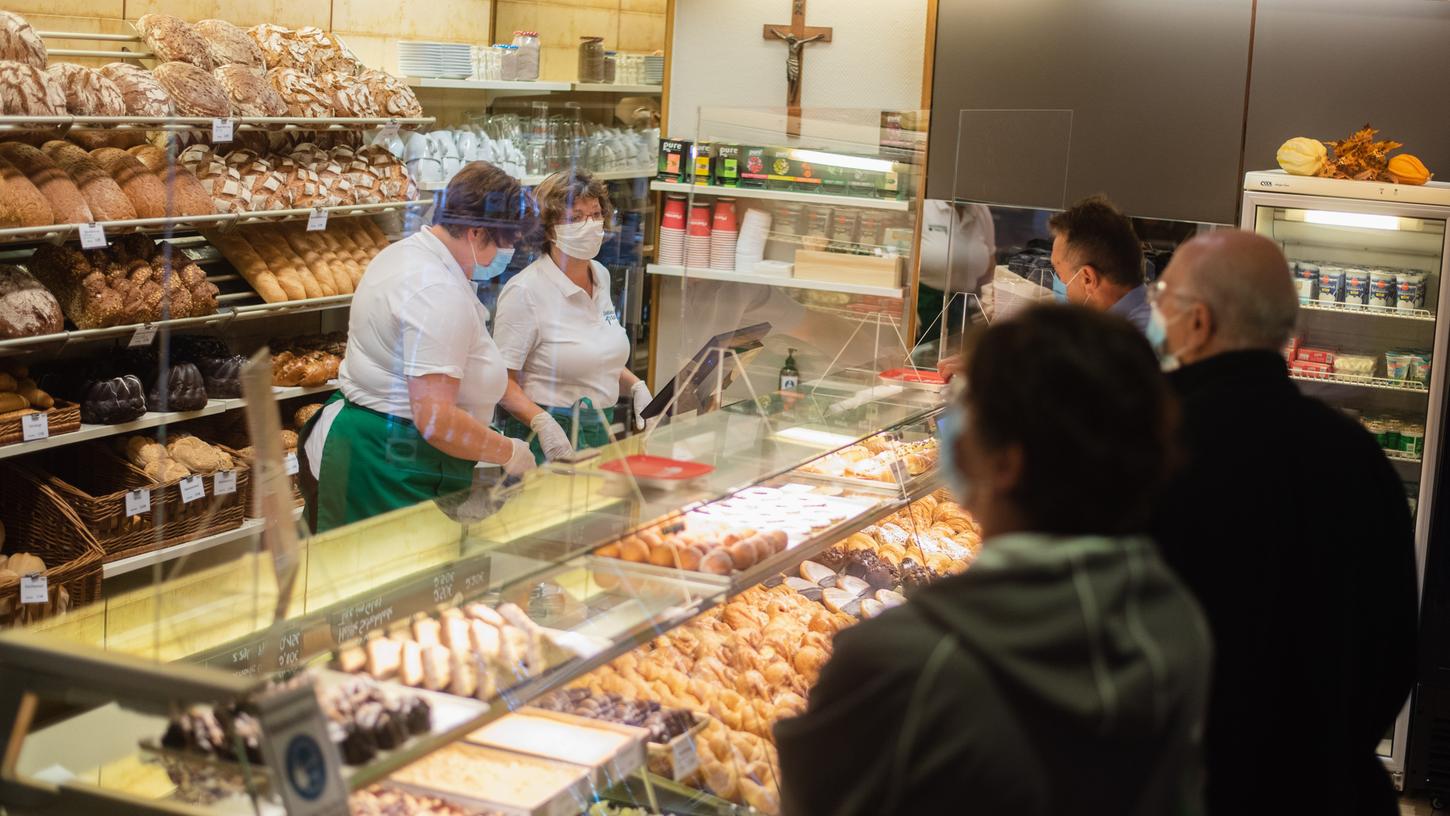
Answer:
[735, 207, 772, 272]
[658, 194, 686, 266]
[709, 198, 738, 271]
[686, 201, 713, 270]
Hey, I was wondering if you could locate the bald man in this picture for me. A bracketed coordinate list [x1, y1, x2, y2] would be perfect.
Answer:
[1149, 230, 1417, 816]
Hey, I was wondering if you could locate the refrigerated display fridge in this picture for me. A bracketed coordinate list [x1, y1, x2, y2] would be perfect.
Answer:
[1242, 170, 1450, 785]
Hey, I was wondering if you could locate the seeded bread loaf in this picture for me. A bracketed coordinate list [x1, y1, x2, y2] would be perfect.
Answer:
[26, 244, 125, 328]
[266, 67, 331, 117]
[136, 14, 213, 71]
[0, 155, 51, 226]
[0, 264, 62, 338]
[0, 12, 44, 70]
[152, 61, 230, 118]
[99, 63, 174, 117]
[0, 60, 65, 116]
[43, 140, 137, 221]
[90, 147, 169, 219]
[214, 64, 287, 117]
[127, 144, 215, 216]
[193, 19, 264, 73]
[0, 142, 93, 224]
[44, 63, 125, 116]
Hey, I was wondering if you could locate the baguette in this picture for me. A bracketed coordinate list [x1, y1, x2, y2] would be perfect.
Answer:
[281, 225, 348, 295]
[203, 229, 290, 302]
[254, 225, 324, 298]
[357, 217, 391, 250]
[243, 227, 316, 299]
[42, 140, 137, 221]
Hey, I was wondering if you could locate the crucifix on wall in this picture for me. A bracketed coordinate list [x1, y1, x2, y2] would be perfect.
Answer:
[763, 0, 832, 137]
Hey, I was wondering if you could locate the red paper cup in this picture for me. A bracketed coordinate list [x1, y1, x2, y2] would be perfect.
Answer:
[712, 198, 738, 231]
[687, 203, 713, 237]
[661, 194, 688, 229]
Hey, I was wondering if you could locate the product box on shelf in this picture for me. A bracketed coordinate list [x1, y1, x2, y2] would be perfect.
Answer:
[657, 139, 692, 183]
[879, 110, 928, 166]
[739, 147, 769, 189]
[711, 145, 743, 188]
[693, 142, 713, 186]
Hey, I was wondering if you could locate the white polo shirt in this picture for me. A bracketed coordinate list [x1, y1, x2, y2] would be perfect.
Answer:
[493, 254, 630, 409]
[338, 228, 507, 423]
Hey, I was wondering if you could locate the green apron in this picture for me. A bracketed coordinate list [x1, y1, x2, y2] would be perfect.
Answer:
[301, 391, 475, 534]
[500, 398, 615, 465]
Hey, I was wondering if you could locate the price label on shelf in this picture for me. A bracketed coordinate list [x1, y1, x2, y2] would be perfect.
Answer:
[380, 118, 400, 138]
[128, 323, 158, 348]
[284, 452, 300, 475]
[78, 221, 107, 249]
[179, 475, 206, 504]
[20, 411, 47, 441]
[20, 574, 47, 605]
[125, 488, 151, 517]
[212, 117, 234, 143]
[306, 208, 328, 232]
[671, 735, 700, 781]
[214, 469, 238, 496]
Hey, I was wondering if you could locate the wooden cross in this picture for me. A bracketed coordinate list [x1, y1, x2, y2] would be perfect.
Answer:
[763, 0, 832, 137]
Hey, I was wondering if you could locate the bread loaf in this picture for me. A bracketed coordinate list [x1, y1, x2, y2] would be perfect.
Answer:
[90, 147, 169, 219]
[152, 61, 230, 118]
[319, 72, 377, 117]
[194, 19, 264, 73]
[177, 144, 250, 214]
[266, 68, 331, 117]
[127, 145, 215, 217]
[43, 141, 137, 221]
[44, 63, 125, 116]
[248, 24, 299, 72]
[246, 227, 317, 299]
[226, 150, 289, 209]
[359, 69, 422, 118]
[0, 155, 51, 227]
[136, 14, 213, 71]
[0, 12, 44, 70]
[0, 142, 92, 224]
[203, 228, 288, 302]
[0, 264, 62, 338]
[0, 60, 65, 116]
[279, 226, 343, 295]
[357, 217, 392, 250]
[214, 64, 287, 117]
[99, 63, 173, 117]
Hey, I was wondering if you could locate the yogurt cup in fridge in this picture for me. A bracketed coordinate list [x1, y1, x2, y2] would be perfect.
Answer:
[1318, 267, 1345, 304]
[1343, 267, 1369, 309]
[1293, 262, 1319, 301]
[1368, 270, 1397, 311]
[1397, 274, 1424, 312]
[1385, 351, 1413, 381]
[1399, 424, 1425, 457]
[1408, 352, 1432, 384]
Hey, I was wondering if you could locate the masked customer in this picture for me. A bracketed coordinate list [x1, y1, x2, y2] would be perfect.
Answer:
[776, 305, 1212, 815]
[494, 170, 650, 463]
[1050, 195, 1151, 331]
[300, 162, 537, 534]
[1148, 230, 1416, 816]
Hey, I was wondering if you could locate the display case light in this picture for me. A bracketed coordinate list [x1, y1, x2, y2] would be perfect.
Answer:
[1303, 210, 1401, 231]
[789, 149, 894, 173]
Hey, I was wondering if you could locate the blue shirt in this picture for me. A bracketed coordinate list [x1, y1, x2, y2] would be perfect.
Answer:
[1109, 284, 1152, 334]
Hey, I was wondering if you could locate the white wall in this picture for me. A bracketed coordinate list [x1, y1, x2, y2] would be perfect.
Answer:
[666, 0, 928, 144]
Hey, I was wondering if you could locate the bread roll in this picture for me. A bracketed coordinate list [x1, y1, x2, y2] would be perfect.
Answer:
[193, 19, 264, 73]
[42, 141, 138, 222]
[127, 144, 215, 217]
[98, 63, 173, 117]
[90, 147, 169, 219]
[136, 14, 213, 71]
[0, 265, 62, 339]
[0, 155, 52, 226]
[213, 64, 286, 117]
[0, 142, 92, 224]
[152, 61, 229, 118]
[0, 60, 65, 116]
[0, 12, 44, 70]
[266, 68, 331, 118]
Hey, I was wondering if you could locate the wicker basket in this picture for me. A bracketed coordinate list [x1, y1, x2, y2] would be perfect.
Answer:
[0, 400, 81, 447]
[18, 440, 250, 562]
[0, 466, 104, 626]
[201, 411, 308, 509]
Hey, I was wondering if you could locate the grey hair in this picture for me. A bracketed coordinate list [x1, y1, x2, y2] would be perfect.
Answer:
[1182, 233, 1299, 351]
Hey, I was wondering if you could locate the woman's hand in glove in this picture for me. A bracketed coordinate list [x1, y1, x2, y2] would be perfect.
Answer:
[503, 438, 536, 476]
[630, 381, 653, 430]
[530, 411, 576, 461]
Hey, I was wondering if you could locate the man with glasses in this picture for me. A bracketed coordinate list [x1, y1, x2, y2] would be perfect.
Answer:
[1049, 195, 1151, 332]
[1148, 229, 1416, 816]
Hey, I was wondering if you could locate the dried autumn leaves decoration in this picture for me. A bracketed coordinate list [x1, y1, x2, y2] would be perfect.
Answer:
[1277, 125, 1433, 185]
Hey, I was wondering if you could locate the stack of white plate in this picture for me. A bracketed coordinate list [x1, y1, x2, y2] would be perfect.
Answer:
[398, 41, 473, 79]
[644, 55, 664, 85]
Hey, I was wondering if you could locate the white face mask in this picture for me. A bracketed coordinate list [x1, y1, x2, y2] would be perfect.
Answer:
[554, 219, 605, 260]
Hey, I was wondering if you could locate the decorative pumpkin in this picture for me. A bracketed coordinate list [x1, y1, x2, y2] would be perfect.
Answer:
[1387, 154, 1432, 186]
[1277, 137, 1328, 176]
[146, 362, 208, 412]
[81, 374, 147, 424]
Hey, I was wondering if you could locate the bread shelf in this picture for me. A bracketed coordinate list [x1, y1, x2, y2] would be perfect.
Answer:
[0, 198, 427, 246]
[1289, 371, 1430, 394]
[0, 382, 337, 461]
[1299, 300, 1436, 322]
[406, 77, 572, 94]
[417, 166, 655, 192]
[0, 115, 434, 134]
[649, 180, 912, 212]
[103, 505, 307, 579]
[646, 263, 905, 299]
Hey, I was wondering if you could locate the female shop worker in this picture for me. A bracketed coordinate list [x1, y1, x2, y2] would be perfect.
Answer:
[776, 305, 1212, 815]
[300, 162, 537, 533]
[494, 170, 651, 462]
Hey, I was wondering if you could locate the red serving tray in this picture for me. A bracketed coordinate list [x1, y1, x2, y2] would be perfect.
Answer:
[879, 367, 948, 385]
[599, 455, 714, 481]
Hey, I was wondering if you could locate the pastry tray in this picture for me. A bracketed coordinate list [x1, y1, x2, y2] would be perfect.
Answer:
[389, 742, 593, 816]
[465, 707, 649, 790]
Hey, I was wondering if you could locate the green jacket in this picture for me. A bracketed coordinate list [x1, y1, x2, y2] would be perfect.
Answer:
[774, 534, 1212, 815]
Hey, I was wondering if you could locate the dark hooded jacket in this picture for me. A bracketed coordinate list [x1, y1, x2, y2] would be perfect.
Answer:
[775, 534, 1213, 815]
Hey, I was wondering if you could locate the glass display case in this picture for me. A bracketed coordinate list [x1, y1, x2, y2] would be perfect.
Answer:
[1, 367, 953, 815]
[1242, 170, 1450, 779]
